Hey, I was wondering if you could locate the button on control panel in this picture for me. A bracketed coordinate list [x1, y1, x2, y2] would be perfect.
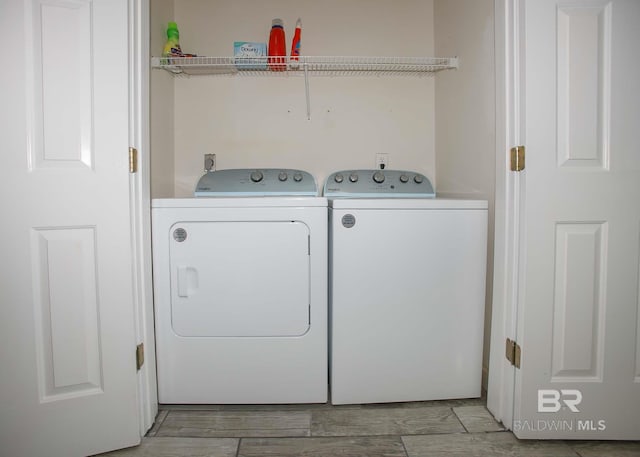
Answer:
[323, 170, 435, 198]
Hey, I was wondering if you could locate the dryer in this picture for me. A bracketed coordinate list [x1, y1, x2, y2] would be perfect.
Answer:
[152, 169, 327, 404]
[325, 169, 487, 405]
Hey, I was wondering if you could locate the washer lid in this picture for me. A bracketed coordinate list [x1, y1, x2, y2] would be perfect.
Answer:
[195, 168, 318, 197]
[324, 169, 435, 198]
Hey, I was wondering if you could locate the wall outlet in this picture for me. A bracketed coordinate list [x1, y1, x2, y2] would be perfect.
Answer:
[375, 153, 389, 170]
[204, 153, 216, 171]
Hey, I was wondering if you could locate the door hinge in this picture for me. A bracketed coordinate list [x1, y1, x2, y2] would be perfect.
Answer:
[129, 147, 138, 173]
[510, 145, 525, 172]
[136, 342, 144, 371]
[506, 338, 521, 368]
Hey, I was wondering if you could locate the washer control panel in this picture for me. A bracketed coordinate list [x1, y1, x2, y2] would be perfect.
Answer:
[323, 170, 435, 198]
[195, 168, 317, 197]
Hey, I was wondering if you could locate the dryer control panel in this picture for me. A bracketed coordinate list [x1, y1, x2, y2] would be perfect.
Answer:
[195, 168, 317, 197]
[323, 169, 435, 198]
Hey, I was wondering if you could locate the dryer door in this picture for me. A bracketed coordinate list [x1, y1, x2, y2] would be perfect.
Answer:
[168, 220, 310, 337]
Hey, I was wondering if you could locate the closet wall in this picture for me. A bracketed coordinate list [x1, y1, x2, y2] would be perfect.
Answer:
[434, 0, 495, 388]
[151, 0, 436, 196]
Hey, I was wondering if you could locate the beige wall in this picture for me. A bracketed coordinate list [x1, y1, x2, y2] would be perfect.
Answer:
[434, 0, 496, 389]
[151, 0, 436, 197]
[150, 0, 176, 198]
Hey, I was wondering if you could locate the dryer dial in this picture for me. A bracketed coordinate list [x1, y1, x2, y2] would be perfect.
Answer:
[373, 171, 385, 183]
[250, 171, 264, 183]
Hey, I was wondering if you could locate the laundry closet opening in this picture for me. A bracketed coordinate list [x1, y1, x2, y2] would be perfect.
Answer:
[149, 0, 496, 401]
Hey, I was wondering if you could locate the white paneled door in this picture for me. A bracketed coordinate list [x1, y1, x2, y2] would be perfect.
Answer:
[0, 0, 140, 456]
[513, 0, 640, 439]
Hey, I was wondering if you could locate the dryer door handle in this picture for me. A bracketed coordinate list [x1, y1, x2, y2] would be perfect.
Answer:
[177, 265, 198, 297]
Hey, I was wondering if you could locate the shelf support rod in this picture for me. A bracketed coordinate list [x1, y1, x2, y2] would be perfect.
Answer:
[303, 62, 311, 120]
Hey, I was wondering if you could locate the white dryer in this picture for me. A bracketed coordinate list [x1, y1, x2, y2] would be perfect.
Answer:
[325, 169, 487, 405]
[152, 169, 327, 404]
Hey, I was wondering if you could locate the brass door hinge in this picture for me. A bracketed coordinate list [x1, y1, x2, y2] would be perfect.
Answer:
[129, 147, 138, 173]
[510, 146, 525, 172]
[506, 338, 521, 368]
[136, 343, 144, 371]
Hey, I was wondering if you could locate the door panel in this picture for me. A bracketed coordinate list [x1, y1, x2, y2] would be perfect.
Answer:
[556, 2, 611, 169]
[0, 0, 140, 455]
[33, 0, 93, 169]
[169, 221, 311, 337]
[550, 222, 606, 381]
[514, 0, 640, 439]
[31, 227, 103, 400]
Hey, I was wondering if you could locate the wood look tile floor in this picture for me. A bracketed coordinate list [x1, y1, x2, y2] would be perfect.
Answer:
[99, 398, 640, 457]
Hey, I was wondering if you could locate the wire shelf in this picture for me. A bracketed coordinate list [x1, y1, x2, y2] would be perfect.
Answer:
[151, 56, 458, 77]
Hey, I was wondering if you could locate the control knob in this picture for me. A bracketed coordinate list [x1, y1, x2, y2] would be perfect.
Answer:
[278, 172, 288, 182]
[293, 172, 303, 182]
[334, 173, 344, 183]
[250, 171, 264, 183]
[373, 171, 385, 183]
[349, 173, 359, 183]
[414, 174, 424, 184]
[399, 174, 409, 183]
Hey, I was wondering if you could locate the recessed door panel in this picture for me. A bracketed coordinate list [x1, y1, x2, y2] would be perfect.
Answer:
[169, 221, 310, 337]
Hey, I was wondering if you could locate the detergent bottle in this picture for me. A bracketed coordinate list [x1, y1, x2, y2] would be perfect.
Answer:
[268, 18, 286, 71]
[163, 21, 182, 56]
[289, 18, 302, 68]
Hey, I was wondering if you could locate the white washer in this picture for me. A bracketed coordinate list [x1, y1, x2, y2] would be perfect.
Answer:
[325, 169, 488, 405]
[152, 169, 327, 404]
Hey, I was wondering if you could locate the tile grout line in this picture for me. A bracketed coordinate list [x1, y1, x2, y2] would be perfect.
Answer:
[450, 406, 471, 434]
[399, 434, 412, 457]
[146, 409, 170, 437]
[157, 409, 170, 431]
[235, 437, 242, 457]
[566, 441, 585, 457]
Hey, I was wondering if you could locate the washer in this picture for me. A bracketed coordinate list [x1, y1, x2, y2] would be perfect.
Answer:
[325, 169, 487, 405]
[152, 169, 327, 404]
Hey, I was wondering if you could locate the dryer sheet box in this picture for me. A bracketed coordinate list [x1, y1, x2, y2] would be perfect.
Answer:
[234, 42, 267, 70]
